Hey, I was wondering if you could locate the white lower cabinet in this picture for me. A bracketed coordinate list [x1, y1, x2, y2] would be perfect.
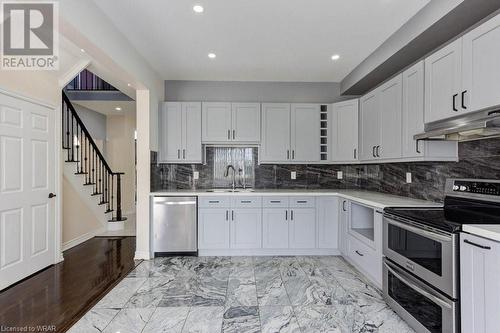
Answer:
[289, 208, 316, 249]
[460, 233, 500, 333]
[198, 208, 230, 249]
[198, 195, 341, 254]
[230, 208, 262, 249]
[262, 208, 289, 249]
[317, 197, 339, 249]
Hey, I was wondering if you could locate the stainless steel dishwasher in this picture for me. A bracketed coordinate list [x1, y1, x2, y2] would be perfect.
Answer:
[152, 196, 197, 255]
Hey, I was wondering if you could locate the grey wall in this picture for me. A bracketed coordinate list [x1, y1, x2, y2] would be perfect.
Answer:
[165, 80, 341, 103]
[73, 104, 107, 155]
[341, 0, 500, 95]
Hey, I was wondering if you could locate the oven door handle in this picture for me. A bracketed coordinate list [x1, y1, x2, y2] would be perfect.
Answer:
[384, 259, 452, 309]
[385, 217, 452, 242]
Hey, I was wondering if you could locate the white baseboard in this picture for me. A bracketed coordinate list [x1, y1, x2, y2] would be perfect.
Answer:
[62, 227, 106, 252]
[198, 248, 340, 257]
[134, 250, 152, 260]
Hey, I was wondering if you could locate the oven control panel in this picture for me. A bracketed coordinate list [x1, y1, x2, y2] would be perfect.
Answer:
[452, 180, 500, 196]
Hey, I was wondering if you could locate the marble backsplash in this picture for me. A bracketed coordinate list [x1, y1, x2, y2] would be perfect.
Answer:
[151, 138, 500, 202]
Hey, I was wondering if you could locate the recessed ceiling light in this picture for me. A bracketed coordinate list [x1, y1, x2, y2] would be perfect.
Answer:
[80, 48, 85, 53]
[331, 54, 340, 61]
[115, 107, 122, 111]
[208, 53, 216, 59]
[193, 5, 204, 13]
[127, 83, 131, 87]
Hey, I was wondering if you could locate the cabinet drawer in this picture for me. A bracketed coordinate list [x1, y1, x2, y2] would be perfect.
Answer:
[231, 196, 262, 208]
[289, 196, 316, 208]
[347, 234, 380, 282]
[198, 196, 231, 208]
[263, 196, 289, 208]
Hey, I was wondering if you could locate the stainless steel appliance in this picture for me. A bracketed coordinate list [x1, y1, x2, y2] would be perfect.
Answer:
[152, 196, 197, 255]
[383, 178, 500, 333]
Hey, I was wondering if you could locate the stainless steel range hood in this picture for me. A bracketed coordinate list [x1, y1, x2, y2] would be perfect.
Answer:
[414, 105, 500, 142]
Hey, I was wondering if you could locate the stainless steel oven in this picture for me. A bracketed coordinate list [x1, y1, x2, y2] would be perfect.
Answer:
[383, 213, 458, 298]
[383, 258, 458, 333]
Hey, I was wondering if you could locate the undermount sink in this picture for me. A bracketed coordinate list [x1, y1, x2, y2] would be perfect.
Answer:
[204, 189, 255, 193]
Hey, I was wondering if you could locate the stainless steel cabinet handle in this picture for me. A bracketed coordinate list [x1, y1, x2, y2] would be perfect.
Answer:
[342, 200, 347, 211]
[241, 200, 251, 203]
[355, 250, 364, 257]
[297, 200, 307, 203]
[233, 130, 235, 140]
[464, 239, 491, 250]
[453, 94, 458, 111]
[183, 149, 186, 159]
[292, 150, 295, 160]
[372, 146, 376, 157]
[353, 148, 357, 159]
[287, 150, 290, 160]
[270, 200, 281, 203]
[226, 210, 229, 220]
[228, 130, 231, 140]
[285, 210, 288, 220]
[178, 149, 181, 159]
[232, 210, 234, 221]
[209, 200, 220, 203]
[291, 210, 294, 220]
[416, 140, 421, 154]
[376, 146, 380, 157]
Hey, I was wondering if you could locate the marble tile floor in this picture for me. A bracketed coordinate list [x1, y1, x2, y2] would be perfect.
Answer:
[68, 256, 414, 333]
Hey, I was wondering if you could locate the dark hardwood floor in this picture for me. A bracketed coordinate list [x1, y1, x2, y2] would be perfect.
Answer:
[0, 236, 137, 333]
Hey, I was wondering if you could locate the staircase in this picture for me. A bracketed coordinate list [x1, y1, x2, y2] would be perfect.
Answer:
[62, 92, 126, 223]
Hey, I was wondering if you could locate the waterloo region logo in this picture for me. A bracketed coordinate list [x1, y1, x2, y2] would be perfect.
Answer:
[1, 1, 59, 70]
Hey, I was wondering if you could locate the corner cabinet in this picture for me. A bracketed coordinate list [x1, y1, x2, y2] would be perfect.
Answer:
[460, 233, 500, 333]
[330, 100, 358, 163]
[159, 102, 202, 163]
[360, 75, 403, 162]
[261, 103, 320, 164]
[202, 102, 261, 143]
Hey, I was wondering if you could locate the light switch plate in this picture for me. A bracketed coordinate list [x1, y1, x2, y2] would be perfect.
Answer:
[193, 171, 199, 180]
[406, 172, 412, 183]
[337, 171, 343, 179]
[291, 171, 297, 180]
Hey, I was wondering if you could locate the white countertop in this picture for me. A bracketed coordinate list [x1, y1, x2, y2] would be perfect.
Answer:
[463, 225, 500, 242]
[150, 189, 441, 209]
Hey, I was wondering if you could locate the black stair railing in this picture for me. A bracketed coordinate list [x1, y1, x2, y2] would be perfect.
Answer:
[62, 92, 125, 222]
[66, 69, 118, 91]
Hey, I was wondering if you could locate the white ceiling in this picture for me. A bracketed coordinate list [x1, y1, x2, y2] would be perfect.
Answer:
[94, 0, 430, 82]
[74, 100, 136, 116]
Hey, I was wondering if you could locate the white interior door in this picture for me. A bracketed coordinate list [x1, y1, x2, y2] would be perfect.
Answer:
[0, 91, 55, 290]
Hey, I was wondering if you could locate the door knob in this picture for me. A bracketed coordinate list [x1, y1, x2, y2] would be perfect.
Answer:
[48, 193, 56, 199]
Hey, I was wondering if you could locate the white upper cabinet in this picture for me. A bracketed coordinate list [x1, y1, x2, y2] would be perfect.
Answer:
[260, 103, 291, 162]
[159, 102, 202, 163]
[202, 102, 261, 143]
[424, 39, 463, 123]
[378, 74, 403, 159]
[291, 104, 320, 162]
[231, 103, 261, 142]
[462, 14, 500, 113]
[331, 99, 359, 163]
[360, 91, 380, 161]
[182, 102, 203, 162]
[202, 102, 232, 142]
[402, 61, 425, 158]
